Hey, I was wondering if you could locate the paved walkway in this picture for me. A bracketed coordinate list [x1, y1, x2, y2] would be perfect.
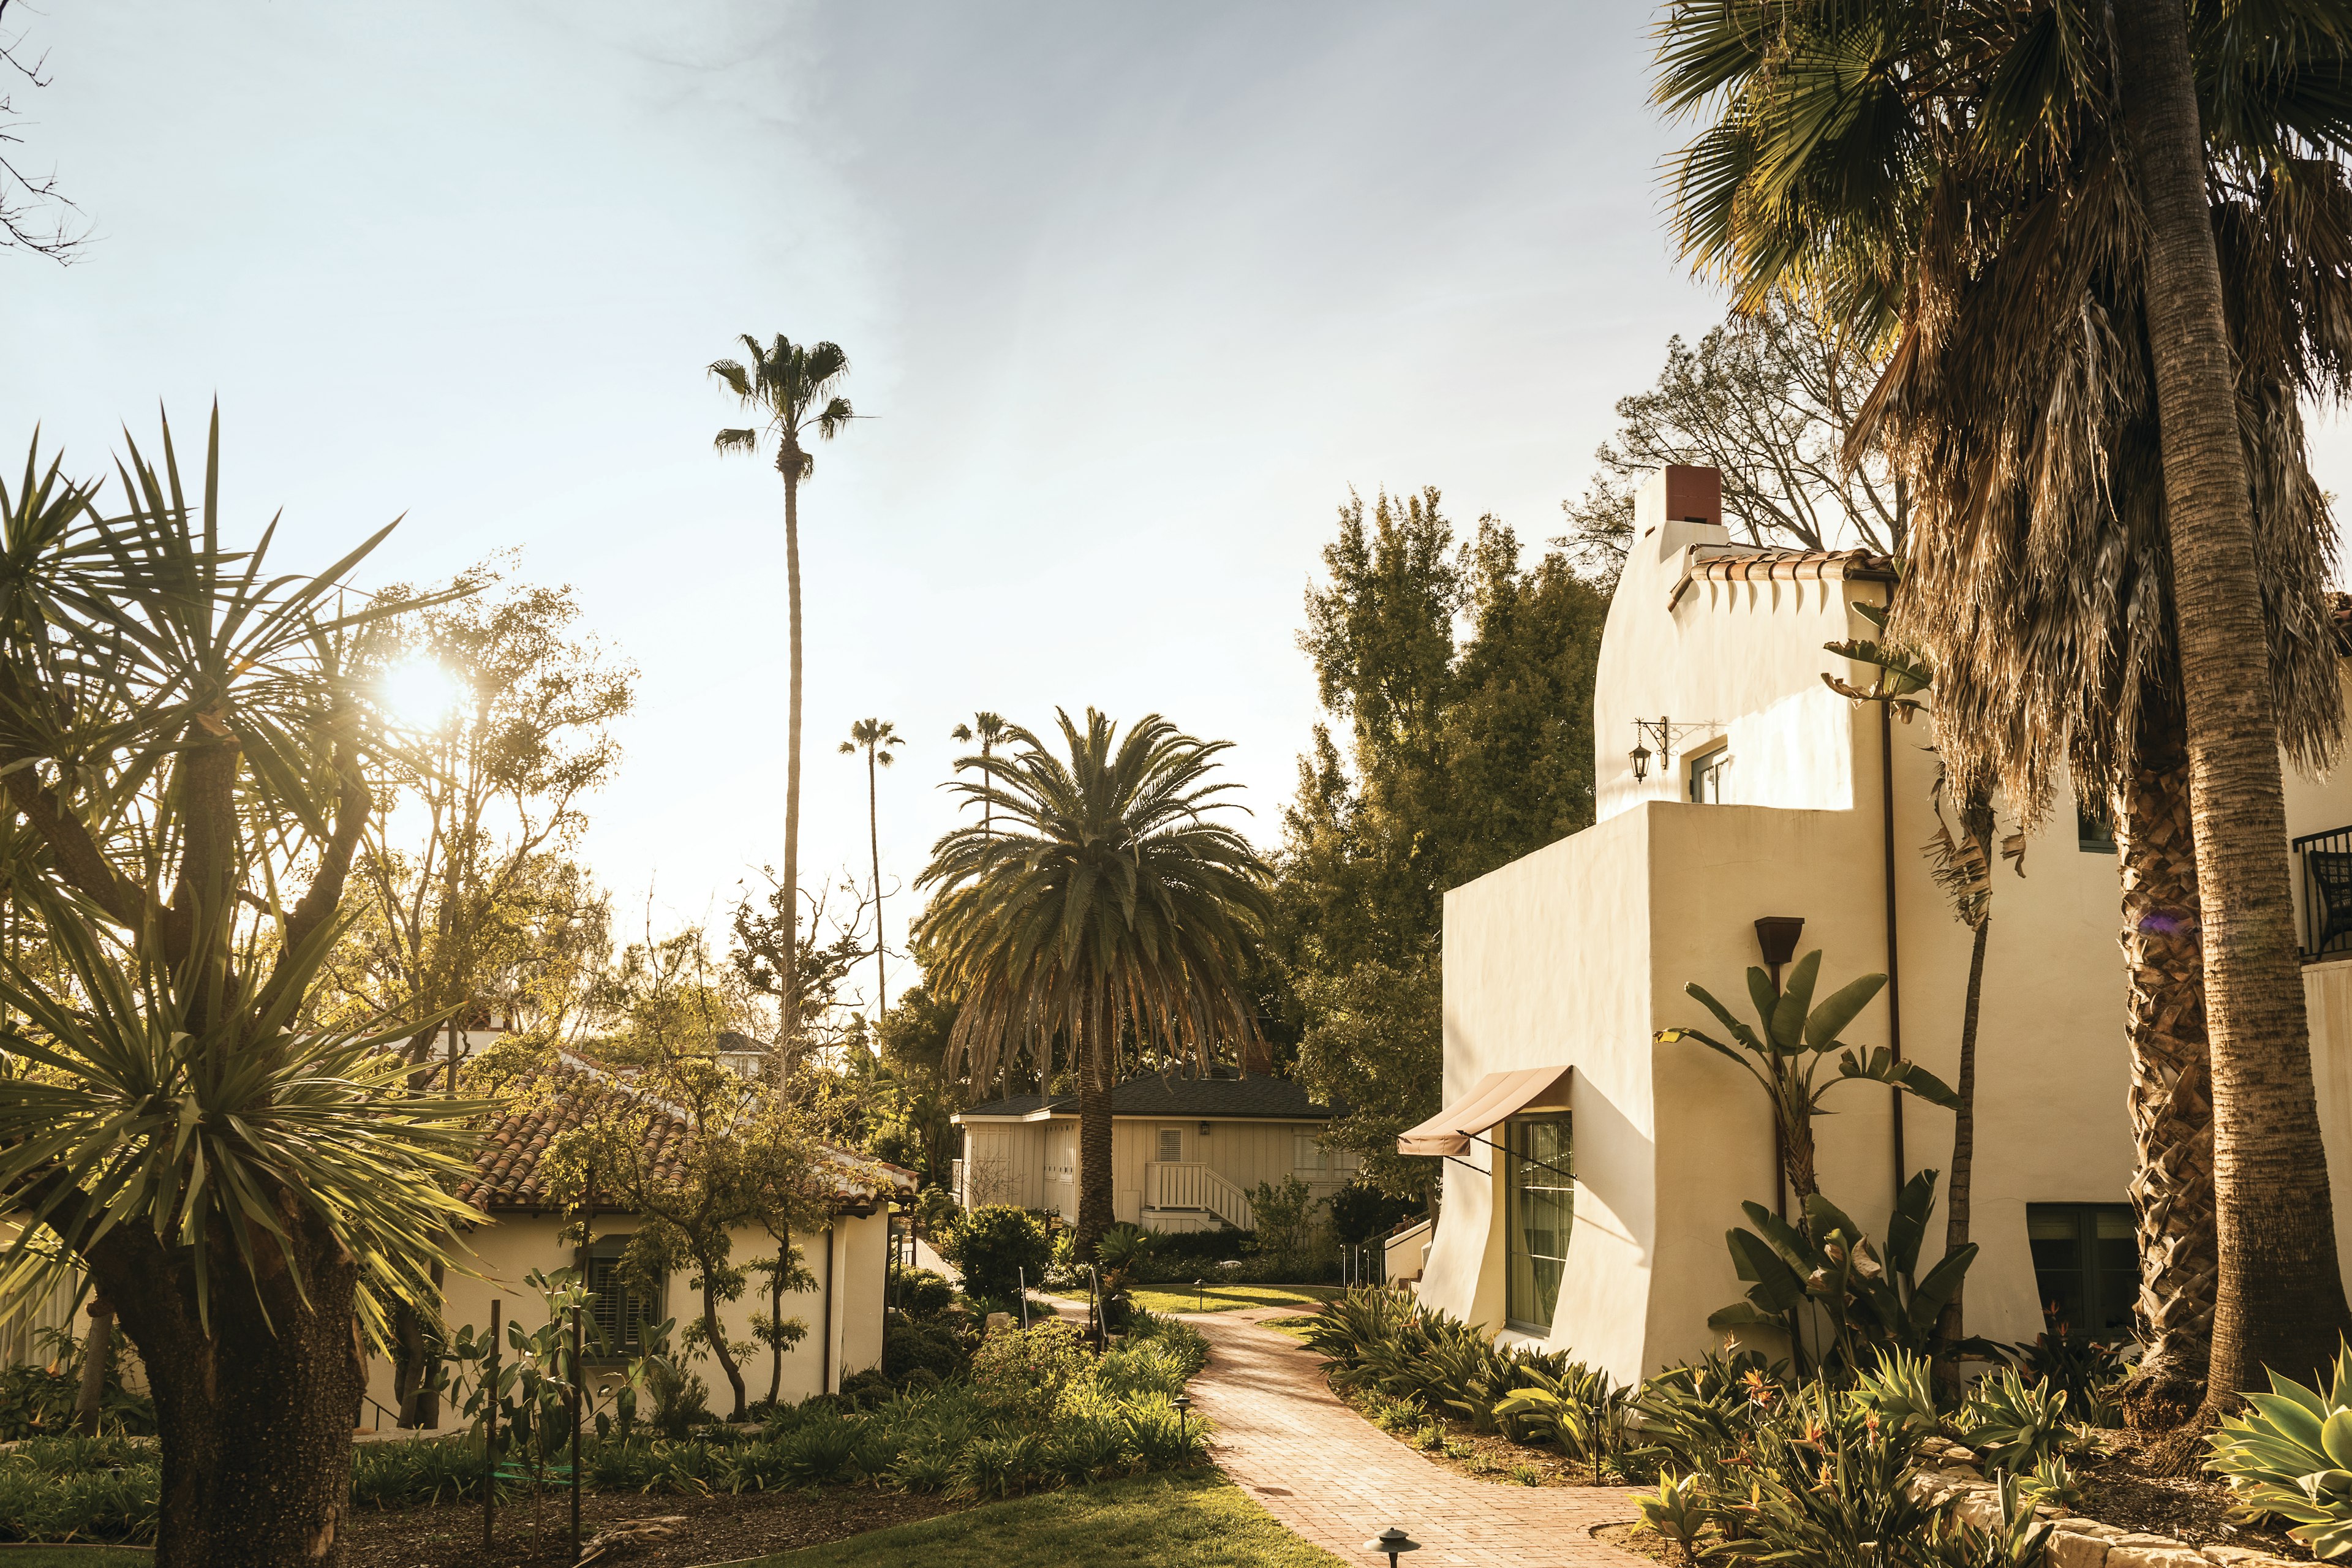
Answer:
[1186, 1310, 1640, 1568]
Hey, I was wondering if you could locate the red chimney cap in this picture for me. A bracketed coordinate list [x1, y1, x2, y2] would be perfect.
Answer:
[1664, 466, 1722, 526]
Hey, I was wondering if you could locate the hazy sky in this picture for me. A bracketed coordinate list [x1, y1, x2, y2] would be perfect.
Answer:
[9, 3, 2349, 1015]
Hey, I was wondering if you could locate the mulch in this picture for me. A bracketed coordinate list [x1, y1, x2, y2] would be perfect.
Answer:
[2073, 1431, 2305, 1558]
[341, 1484, 965, 1568]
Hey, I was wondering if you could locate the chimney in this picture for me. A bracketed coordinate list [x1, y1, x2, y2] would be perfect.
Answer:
[1638, 464, 1728, 562]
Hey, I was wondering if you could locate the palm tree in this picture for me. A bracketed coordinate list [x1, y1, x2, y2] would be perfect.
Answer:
[950, 712, 1010, 841]
[710, 334, 854, 1085]
[1653, 1, 2352, 1410]
[915, 710, 1273, 1255]
[840, 718, 903, 1016]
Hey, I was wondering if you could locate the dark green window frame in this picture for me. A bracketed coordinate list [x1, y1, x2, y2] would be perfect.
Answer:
[2026, 1202, 2136, 1339]
[1504, 1114, 1573, 1335]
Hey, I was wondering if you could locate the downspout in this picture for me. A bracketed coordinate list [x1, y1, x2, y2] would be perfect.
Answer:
[820, 1222, 836, 1395]
[1881, 701, 1907, 1207]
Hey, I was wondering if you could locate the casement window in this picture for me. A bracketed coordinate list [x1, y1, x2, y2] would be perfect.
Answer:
[1505, 1114, 1574, 1335]
[1156, 1126, 1184, 1163]
[2026, 1203, 2137, 1338]
[1687, 746, 1733, 805]
[586, 1239, 664, 1357]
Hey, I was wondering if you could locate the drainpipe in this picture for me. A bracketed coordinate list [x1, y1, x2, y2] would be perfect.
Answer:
[819, 1223, 836, 1395]
[1881, 702, 1907, 1207]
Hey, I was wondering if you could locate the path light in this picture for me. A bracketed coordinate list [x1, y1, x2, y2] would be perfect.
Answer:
[1195, 1278, 1206, 1312]
[1365, 1526, 1420, 1567]
[1172, 1392, 1192, 1450]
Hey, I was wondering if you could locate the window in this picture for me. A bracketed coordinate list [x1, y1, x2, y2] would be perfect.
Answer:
[1295, 1132, 1330, 1171]
[2027, 1204, 2138, 1338]
[1687, 747, 1732, 805]
[586, 1240, 664, 1357]
[2078, 802, 2117, 854]
[1156, 1126, 1184, 1163]
[1505, 1115, 1574, 1335]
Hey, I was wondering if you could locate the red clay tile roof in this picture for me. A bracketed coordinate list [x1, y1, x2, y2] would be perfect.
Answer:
[458, 1055, 913, 1214]
[1668, 546, 1896, 609]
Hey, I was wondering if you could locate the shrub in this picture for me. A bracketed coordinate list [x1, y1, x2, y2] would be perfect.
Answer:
[1124, 1311, 1209, 1379]
[889, 1265, 956, 1320]
[2209, 1342, 2352, 1558]
[970, 1319, 1090, 1419]
[951, 1432, 1049, 1499]
[941, 1205, 1054, 1304]
[1961, 1368, 2084, 1474]
[1329, 1182, 1422, 1246]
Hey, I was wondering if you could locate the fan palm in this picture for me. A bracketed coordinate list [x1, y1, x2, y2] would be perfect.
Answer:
[0, 413, 481, 1567]
[710, 334, 854, 1084]
[840, 717, 903, 1016]
[951, 712, 1011, 841]
[914, 710, 1273, 1254]
[1654, 0, 2352, 1408]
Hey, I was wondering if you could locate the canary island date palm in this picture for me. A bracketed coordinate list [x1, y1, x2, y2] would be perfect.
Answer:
[1654, 0, 2352, 1414]
[711, 334, 854, 1088]
[914, 709, 1273, 1256]
[840, 717, 903, 1016]
[0, 414, 483, 1568]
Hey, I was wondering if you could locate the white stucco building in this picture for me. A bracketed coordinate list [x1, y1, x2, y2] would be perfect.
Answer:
[1406, 463, 2352, 1384]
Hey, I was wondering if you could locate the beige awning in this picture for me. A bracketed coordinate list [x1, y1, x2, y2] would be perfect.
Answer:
[1396, 1066, 1574, 1157]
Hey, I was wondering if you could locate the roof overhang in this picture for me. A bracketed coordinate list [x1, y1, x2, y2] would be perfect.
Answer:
[1397, 1066, 1574, 1157]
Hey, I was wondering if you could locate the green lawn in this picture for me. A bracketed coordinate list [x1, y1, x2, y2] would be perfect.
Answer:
[725, 1472, 1344, 1568]
[1256, 1314, 1325, 1343]
[1129, 1283, 1339, 1315]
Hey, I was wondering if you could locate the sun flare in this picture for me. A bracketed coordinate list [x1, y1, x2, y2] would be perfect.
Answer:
[377, 658, 467, 728]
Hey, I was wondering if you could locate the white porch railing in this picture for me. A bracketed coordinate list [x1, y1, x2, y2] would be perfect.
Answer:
[1144, 1161, 1254, 1230]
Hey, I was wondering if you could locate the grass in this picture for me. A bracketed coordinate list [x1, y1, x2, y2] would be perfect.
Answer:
[0, 1551, 151, 1564]
[722, 1472, 1344, 1568]
[1256, 1314, 1325, 1343]
[1126, 1284, 1339, 1316]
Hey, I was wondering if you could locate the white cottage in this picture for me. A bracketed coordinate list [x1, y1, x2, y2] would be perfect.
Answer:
[952, 1068, 1352, 1232]
[1406, 463, 2352, 1385]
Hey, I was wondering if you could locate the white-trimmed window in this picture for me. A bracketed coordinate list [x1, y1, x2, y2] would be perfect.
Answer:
[1156, 1126, 1183, 1163]
[1687, 745, 1732, 804]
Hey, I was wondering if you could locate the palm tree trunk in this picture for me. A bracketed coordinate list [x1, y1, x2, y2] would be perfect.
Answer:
[2115, 717, 2218, 1427]
[869, 744, 886, 1016]
[1934, 914, 1989, 1360]
[2115, 0, 2352, 1402]
[777, 465, 804, 1094]
[1076, 1055, 1115, 1259]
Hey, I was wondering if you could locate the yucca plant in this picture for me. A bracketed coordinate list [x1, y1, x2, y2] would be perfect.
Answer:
[0, 415, 483, 1567]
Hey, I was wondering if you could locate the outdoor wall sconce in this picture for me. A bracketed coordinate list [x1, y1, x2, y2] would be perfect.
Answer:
[1754, 916, 1806, 986]
[1629, 715, 1717, 782]
[1198, 1121, 1212, 1137]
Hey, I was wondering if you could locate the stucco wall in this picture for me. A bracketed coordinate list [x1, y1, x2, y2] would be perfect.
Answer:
[361, 1207, 890, 1430]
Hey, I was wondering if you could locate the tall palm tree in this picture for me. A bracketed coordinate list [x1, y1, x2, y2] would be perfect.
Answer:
[1653, 0, 2352, 1410]
[915, 710, 1273, 1255]
[840, 718, 903, 1016]
[710, 334, 854, 1087]
[951, 712, 1010, 841]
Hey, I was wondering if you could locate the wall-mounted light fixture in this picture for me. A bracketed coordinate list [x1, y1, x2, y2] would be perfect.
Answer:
[1198, 1121, 1212, 1137]
[1754, 916, 1806, 987]
[1629, 715, 1719, 782]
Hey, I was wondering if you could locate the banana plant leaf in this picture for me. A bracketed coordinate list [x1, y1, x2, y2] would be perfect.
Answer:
[1835, 1046, 1960, 1108]
[1725, 1226, 1808, 1313]
[1804, 971, 1889, 1050]
[1770, 951, 1821, 1050]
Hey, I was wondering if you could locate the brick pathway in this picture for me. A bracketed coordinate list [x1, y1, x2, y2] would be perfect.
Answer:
[1187, 1310, 1642, 1568]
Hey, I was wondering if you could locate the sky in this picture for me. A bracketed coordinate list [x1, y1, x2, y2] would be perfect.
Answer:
[7, 2, 2351, 1017]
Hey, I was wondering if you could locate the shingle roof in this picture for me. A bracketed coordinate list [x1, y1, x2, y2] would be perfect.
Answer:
[458, 1056, 911, 1213]
[1668, 546, 1896, 609]
[958, 1069, 1342, 1123]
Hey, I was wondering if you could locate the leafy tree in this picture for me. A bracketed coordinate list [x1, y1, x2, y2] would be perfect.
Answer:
[1557, 296, 1905, 582]
[0, 417, 481, 1567]
[839, 718, 903, 1016]
[710, 334, 855, 1078]
[730, 868, 876, 1073]
[1278, 491, 1605, 1196]
[1653, 0, 2352, 1409]
[916, 710, 1272, 1254]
